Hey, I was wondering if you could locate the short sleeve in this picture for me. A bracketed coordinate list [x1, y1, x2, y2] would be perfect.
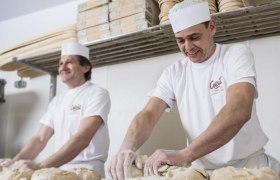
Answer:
[39, 97, 57, 129]
[83, 88, 111, 123]
[226, 44, 257, 88]
[150, 67, 176, 111]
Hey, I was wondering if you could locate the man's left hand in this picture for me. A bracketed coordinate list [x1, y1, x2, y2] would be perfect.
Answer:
[11, 160, 41, 170]
[144, 149, 188, 176]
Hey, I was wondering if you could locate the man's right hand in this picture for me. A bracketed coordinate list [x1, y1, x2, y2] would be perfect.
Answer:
[107, 150, 138, 180]
[0, 158, 15, 167]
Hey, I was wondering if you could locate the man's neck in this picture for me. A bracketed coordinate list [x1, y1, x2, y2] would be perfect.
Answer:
[67, 79, 87, 89]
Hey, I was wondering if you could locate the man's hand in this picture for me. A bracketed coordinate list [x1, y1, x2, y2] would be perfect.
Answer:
[0, 158, 15, 167]
[10, 160, 41, 170]
[107, 150, 138, 180]
[144, 149, 188, 176]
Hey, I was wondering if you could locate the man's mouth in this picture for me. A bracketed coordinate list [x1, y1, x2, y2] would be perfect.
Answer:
[187, 49, 199, 58]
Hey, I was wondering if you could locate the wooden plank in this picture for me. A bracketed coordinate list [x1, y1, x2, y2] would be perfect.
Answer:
[215, 31, 280, 44]
[216, 21, 280, 38]
[90, 35, 176, 56]
[92, 47, 180, 66]
[216, 15, 280, 31]
[93, 41, 178, 61]
[215, 27, 280, 42]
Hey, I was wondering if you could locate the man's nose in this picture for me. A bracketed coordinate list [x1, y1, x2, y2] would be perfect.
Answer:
[59, 63, 67, 71]
[184, 40, 194, 51]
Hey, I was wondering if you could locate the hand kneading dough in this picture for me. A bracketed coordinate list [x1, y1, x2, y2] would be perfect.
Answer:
[211, 166, 280, 180]
[70, 167, 101, 180]
[31, 168, 79, 180]
[0, 167, 34, 180]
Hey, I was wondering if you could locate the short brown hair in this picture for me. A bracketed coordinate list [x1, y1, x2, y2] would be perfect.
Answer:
[76, 55, 92, 80]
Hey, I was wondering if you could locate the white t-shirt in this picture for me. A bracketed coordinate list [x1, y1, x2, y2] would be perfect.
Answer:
[40, 81, 110, 174]
[151, 43, 268, 170]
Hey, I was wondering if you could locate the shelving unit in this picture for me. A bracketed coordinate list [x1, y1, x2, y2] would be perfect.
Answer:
[0, 79, 6, 103]
[12, 1, 280, 99]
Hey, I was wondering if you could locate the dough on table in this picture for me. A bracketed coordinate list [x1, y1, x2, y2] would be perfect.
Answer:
[70, 167, 101, 180]
[130, 155, 149, 178]
[127, 165, 209, 180]
[211, 166, 280, 180]
[162, 166, 209, 180]
[131, 164, 144, 178]
[31, 167, 79, 180]
[127, 175, 171, 180]
[0, 167, 34, 180]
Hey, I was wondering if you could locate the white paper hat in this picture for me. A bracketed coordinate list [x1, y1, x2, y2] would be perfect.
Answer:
[169, 0, 211, 33]
[61, 42, 89, 60]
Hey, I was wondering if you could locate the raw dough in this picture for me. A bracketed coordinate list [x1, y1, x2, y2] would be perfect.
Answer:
[130, 155, 148, 178]
[0, 167, 34, 180]
[31, 168, 79, 180]
[211, 166, 280, 180]
[162, 166, 209, 180]
[131, 165, 144, 178]
[70, 167, 101, 180]
[127, 165, 209, 180]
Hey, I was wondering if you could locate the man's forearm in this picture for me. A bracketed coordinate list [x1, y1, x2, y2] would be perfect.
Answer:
[39, 135, 89, 168]
[14, 137, 46, 161]
[120, 111, 157, 152]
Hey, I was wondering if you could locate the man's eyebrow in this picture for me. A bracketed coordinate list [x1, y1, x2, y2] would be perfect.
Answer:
[175, 33, 201, 39]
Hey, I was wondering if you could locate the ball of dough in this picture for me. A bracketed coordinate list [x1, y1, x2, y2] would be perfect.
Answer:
[211, 166, 279, 180]
[0, 167, 34, 180]
[70, 167, 101, 180]
[131, 165, 144, 178]
[31, 168, 79, 180]
[164, 166, 209, 180]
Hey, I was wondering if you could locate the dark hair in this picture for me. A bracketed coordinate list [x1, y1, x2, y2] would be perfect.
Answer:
[76, 55, 92, 80]
[202, 21, 210, 28]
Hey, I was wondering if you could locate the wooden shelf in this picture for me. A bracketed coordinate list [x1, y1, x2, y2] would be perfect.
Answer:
[14, 1, 280, 74]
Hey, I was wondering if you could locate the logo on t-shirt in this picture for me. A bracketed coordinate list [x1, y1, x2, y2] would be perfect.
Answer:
[210, 76, 224, 95]
[70, 104, 81, 113]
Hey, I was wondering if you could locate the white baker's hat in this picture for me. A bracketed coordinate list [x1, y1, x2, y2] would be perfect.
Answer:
[61, 42, 89, 60]
[169, 0, 211, 33]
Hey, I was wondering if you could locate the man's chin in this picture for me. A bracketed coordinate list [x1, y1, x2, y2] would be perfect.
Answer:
[61, 78, 69, 83]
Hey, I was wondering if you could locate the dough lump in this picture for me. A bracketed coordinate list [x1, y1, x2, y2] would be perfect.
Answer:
[31, 167, 79, 180]
[0, 167, 34, 180]
[70, 167, 101, 180]
[211, 166, 279, 180]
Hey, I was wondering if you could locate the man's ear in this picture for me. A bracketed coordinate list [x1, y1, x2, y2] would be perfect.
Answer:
[83, 65, 91, 73]
[209, 19, 217, 36]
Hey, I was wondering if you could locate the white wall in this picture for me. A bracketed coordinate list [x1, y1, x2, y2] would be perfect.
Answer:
[249, 36, 280, 159]
[0, 1, 279, 176]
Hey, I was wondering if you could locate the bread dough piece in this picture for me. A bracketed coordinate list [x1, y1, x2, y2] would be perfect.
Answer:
[127, 175, 171, 180]
[131, 165, 144, 178]
[130, 155, 149, 178]
[0, 167, 34, 180]
[163, 166, 209, 180]
[211, 166, 280, 180]
[70, 167, 101, 180]
[127, 165, 209, 180]
[31, 168, 79, 180]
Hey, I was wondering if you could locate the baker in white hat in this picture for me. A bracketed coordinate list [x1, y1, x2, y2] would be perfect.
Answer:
[1, 42, 111, 177]
[107, 0, 280, 179]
